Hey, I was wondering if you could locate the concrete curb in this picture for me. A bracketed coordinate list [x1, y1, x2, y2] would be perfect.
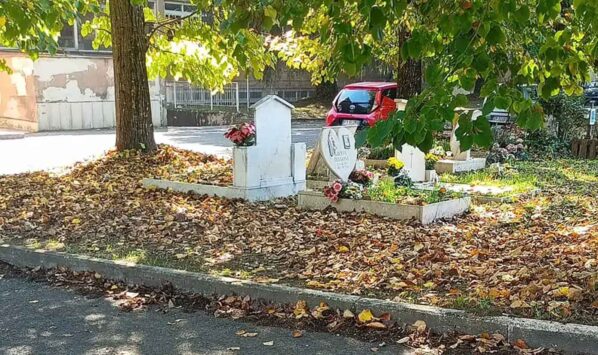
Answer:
[1, 244, 596, 354]
[0, 132, 25, 140]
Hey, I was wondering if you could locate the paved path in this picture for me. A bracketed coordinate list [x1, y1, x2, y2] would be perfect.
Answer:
[0, 122, 322, 175]
[0, 277, 409, 355]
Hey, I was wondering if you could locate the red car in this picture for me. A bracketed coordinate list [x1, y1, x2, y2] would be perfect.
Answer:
[325, 82, 398, 127]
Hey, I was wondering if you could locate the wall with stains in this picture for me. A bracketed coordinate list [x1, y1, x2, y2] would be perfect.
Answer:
[0, 53, 38, 131]
[0, 52, 163, 131]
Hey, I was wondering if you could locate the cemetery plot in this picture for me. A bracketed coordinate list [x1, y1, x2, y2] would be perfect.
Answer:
[438, 165, 540, 203]
[144, 95, 307, 202]
[302, 126, 471, 224]
[298, 190, 470, 225]
[434, 109, 487, 174]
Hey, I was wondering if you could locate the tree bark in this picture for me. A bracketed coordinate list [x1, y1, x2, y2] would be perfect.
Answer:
[110, 0, 157, 152]
[396, 28, 422, 99]
[314, 81, 338, 100]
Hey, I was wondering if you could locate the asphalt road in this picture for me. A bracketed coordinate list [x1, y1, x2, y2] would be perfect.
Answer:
[0, 277, 410, 355]
[0, 122, 322, 175]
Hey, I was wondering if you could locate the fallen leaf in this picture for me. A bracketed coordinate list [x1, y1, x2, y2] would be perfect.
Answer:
[338, 245, 350, 253]
[358, 309, 374, 323]
[413, 320, 426, 333]
[343, 309, 355, 318]
[293, 300, 309, 319]
[366, 321, 386, 329]
[291, 330, 303, 338]
[514, 339, 528, 349]
[397, 336, 410, 344]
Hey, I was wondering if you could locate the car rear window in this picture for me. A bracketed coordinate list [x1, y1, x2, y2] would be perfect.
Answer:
[336, 89, 376, 114]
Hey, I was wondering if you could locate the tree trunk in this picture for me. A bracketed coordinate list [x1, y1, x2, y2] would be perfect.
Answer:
[396, 28, 422, 99]
[314, 81, 338, 100]
[110, 0, 156, 152]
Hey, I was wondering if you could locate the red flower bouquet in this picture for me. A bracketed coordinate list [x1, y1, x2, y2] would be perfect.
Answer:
[323, 180, 344, 202]
[224, 122, 256, 146]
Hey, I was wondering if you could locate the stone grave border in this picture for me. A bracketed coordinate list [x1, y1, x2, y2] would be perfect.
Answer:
[143, 95, 306, 202]
[297, 190, 471, 225]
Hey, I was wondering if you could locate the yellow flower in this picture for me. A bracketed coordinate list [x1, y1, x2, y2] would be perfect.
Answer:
[386, 157, 405, 170]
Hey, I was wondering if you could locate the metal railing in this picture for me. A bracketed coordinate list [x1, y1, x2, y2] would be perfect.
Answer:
[165, 81, 240, 112]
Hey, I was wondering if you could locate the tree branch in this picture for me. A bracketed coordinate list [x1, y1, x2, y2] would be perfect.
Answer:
[147, 11, 199, 39]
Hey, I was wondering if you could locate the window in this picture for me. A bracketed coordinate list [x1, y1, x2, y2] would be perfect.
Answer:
[382, 88, 397, 100]
[335, 89, 377, 114]
[250, 91, 263, 99]
[77, 14, 104, 51]
[58, 24, 76, 49]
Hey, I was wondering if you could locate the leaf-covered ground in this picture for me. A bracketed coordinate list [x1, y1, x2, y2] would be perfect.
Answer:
[1, 145, 596, 325]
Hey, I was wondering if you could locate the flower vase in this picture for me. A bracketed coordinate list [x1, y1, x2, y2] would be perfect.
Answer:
[425, 170, 438, 183]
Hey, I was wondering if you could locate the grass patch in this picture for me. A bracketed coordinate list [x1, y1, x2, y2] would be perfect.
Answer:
[440, 164, 538, 197]
[368, 179, 463, 205]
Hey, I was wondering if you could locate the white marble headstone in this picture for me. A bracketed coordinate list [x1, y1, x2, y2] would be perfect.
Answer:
[320, 127, 357, 181]
[395, 144, 426, 182]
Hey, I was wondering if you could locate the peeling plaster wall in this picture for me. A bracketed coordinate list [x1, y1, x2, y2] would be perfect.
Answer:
[0, 52, 163, 131]
[0, 53, 38, 131]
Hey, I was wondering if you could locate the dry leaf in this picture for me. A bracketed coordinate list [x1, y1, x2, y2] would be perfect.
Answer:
[343, 309, 355, 318]
[514, 339, 528, 349]
[357, 309, 374, 323]
[413, 320, 426, 333]
[291, 330, 303, 338]
[366, 322, 386, 329]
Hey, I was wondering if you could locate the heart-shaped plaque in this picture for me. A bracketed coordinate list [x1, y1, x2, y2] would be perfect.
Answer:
[320, 127, 357, 181]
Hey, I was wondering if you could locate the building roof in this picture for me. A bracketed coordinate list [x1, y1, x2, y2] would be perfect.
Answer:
[250, 95, 295, 110]
[344, 82, 397, 90]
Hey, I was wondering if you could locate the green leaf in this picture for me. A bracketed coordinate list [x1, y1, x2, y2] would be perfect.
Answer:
[494, 96, 511, 110]
[354, 128, 369, 148]
[367, 114, 399, 147]
[472, 52, 490, 73]
[486, 26, 506, 45]
[264, 5, 277, 19]
[454, 94, 469, 107]
[418, 131, 434, 152]
[480, 79, 497, 97]
[425, 63, 442, 85]
[460, 74, 476, 91]
[368, 7, 385, 30]
[472, 115, 493, 147]
[514, 6, 530, 24]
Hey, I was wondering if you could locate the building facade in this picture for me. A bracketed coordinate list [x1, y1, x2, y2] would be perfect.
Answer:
[0, 0, 388, 132]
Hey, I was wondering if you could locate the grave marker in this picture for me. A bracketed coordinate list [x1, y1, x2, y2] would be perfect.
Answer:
[320, 127, 357, 181]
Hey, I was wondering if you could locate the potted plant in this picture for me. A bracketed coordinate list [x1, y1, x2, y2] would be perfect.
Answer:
[425, 153, 440, 183]
[386, 157, 405, 176]
[224, 122, 256, 146]
[225, 122, 258, 187]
